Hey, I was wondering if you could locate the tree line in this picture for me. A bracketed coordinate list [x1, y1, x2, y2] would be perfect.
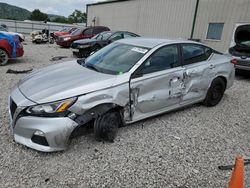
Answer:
[30, 9, 87, 24]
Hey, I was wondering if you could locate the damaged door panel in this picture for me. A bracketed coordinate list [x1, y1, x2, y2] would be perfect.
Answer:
[180, 44, 216, 104]
[130, 44, 184, 121]
[130, 69, 184, 121]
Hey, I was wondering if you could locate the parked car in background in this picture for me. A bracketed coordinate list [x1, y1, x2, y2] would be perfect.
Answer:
[56, 26, 110, 47]
[71, 31, 140, 57]
[9, 38, 234, 152]
[0, 31, 24, 65]
[229, 24, 250, 71]
[50, 27, 78, 41]
[0, 25, 25, 42]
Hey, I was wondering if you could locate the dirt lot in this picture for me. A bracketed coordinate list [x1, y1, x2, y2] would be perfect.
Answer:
[0, 36, 250, 188]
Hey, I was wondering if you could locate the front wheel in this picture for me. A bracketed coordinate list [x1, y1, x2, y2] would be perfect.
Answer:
[94, 110, 121, 142]
[203, 77, 226, 107]
[49, 37, 54, 44]
[0, 49, 8, 66]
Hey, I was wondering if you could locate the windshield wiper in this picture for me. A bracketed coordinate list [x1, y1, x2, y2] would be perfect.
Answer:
[85, 63, 101, 73]
[77, 58, 100, 72]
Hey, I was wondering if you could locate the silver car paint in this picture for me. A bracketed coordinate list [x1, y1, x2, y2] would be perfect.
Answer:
[14, 116, 78, 152]
[9, 38, 235, 152]
[18, 61, 116, 104]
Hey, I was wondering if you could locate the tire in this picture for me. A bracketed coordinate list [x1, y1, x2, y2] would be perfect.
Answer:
[203, 77, 226, 107]
[0, 49, 8, 66]
[94, 110, 121, 142]
[35, 39, 42, 44]
[49, 37, 54, 44]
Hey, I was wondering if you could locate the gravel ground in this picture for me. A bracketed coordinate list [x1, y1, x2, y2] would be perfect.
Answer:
[0, 36, 250, 188]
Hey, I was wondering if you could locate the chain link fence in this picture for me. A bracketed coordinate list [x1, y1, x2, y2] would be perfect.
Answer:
[0, 18, 83, 34]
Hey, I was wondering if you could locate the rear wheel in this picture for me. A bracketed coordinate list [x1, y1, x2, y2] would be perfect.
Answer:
[0, 49, 8, 66]
[203, 77, 226, 107]
[94, 110, 121, 142]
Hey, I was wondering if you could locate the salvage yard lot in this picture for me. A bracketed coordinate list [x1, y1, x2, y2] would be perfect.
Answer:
[0, 36, 250, 187]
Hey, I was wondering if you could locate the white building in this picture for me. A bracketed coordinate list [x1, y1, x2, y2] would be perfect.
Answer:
[87, 0, 250, 52]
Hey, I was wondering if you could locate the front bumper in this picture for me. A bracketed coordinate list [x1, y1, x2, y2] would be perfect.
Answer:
[9, 86, 78, 152]
[56, 40, 71, 47]
[71, 47, 91, 57]
[13, 116, 78, 152]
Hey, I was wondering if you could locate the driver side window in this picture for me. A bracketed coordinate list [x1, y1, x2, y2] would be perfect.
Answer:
[141, 45, 180, 74]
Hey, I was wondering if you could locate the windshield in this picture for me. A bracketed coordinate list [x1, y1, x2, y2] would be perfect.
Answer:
[84, 42, 149, 75]
[59, 28, 70, 32]
[71, 28, 84, 36]
[96, 32, 113, 40]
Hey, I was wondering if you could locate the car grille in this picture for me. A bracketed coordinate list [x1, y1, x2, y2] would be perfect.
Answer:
[10, 98, 17, 119]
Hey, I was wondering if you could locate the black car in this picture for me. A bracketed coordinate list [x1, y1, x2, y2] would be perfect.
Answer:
[71, 31, 140, 57]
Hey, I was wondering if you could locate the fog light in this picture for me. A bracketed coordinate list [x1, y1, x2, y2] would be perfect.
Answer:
[34, 130, 45, 136]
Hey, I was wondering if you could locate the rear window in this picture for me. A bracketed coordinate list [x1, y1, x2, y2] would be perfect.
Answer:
[84, 28, 93, 35]
[93, 27, 108, 35]
[182, 44, 212, 65]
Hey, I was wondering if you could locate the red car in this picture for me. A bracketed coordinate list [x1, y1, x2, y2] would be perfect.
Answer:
[51, 27, 78, 41]
[0, 32, 24, 66]
[56, 26, 110, 47]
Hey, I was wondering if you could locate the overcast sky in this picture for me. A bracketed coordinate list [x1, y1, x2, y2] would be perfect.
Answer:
[0, 0, 106, 17]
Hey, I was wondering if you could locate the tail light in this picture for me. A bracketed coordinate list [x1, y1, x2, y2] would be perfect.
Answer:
[230, 58, 237, 65]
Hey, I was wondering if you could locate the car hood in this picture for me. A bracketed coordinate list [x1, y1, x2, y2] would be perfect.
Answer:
[54, 32, 69, 36]
[8, 32, 25, 40]
[18, 61, 116, 104]
[74, 38, 98, 45]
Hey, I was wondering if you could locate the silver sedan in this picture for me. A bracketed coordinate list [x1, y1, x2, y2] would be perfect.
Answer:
[9, 38, 235, 152]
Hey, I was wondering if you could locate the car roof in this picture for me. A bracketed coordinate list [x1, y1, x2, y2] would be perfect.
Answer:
[117, 37, 199, 48]
[99, 30, 135, 35]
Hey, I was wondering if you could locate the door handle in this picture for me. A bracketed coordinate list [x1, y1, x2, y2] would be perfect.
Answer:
[209, 64, 215, 69]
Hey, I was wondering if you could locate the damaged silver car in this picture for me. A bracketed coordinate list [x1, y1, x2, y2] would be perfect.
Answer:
[9, 38, 235, 152]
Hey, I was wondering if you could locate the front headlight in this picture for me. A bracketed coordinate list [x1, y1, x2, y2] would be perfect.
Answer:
[26, 97, 77, 116]
[63, 37, 71, 41]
